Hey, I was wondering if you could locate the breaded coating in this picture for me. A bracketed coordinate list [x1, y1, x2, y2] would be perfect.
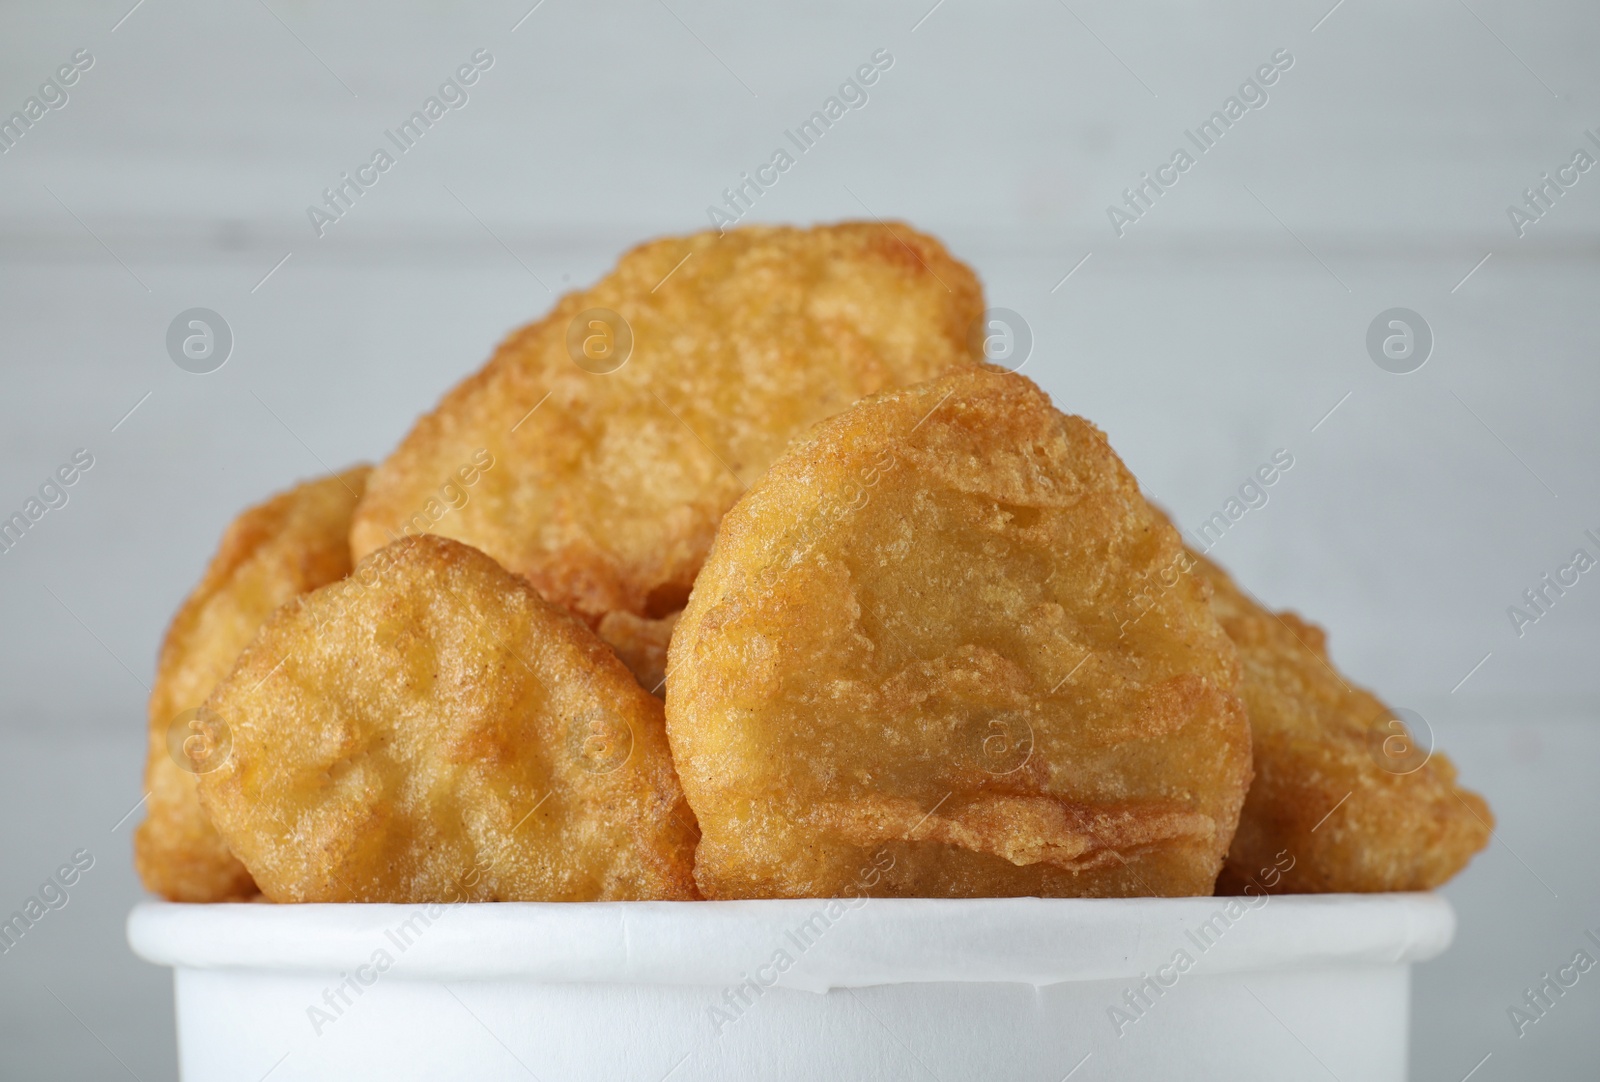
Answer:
[598, 610, 680, 695]
[666, 367, 1252, 899]
[134, 466, 369, 902]
[194, 535, 699, 903]
[1190, 548, 1493, 893]
[349, 221, 984, 633]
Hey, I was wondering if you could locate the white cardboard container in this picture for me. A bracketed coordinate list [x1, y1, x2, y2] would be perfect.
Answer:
[129, 893, 1453, 1081]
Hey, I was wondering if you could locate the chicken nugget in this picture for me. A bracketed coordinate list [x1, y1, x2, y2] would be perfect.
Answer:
[598, 609, 680, 695]
[1185, 546, 1493, 893]
[666, 366, 1252, 899]
[194, 534, 699, 903]
[349, 221, 984, 642]
[134, 466, 369, 902]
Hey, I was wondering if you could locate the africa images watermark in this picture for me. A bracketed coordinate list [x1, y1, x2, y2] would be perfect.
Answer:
[1187, 448, 1295, 553]
[1505, 128, 1600, 238]
[707, 850, 896, 1036]
[1505, 924, 1600, 1038]
[706, 48, 894, 233]
[1107, 849, 1294, 1037]
[305, 853, 495, 1035]
[1113, 546, 1199, 640]
[0, 49, 93, 155]
[1505, 526, 1600, 638]
[0, 848, 95, 956]
[1106, 49, 1293, 237]
[166, 308, 234, 374]
[378, 448, 496, 545]
[0, 448, 95, 558]
[307, 49, 494, 237]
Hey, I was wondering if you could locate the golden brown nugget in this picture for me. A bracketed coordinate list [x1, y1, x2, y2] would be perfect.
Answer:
[195, 535, 699, 903]
[350, 221, 984, 634]
[1188, 548, 1493, 893]
[134, 466, 369, 902]
[666, 366, 1252, 899]
[597, 610, 681, 695]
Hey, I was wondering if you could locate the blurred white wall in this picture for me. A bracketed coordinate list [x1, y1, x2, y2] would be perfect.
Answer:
[0, 2, 1596, 1079]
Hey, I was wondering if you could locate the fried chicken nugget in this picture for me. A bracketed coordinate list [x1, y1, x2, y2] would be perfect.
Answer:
[597, 610, 680, 696]
[349, 222, 984, 663]
[666, 366, 1252, 899]
[134, 466, 369, 902]
[1188, 547, 1493, 893]
[194, 534, 699, 903]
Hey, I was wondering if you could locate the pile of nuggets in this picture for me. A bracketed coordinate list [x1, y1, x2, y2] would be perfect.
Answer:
[134, 221, 1493, 906]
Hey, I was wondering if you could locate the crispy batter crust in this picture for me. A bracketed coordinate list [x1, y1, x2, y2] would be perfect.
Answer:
[134, 467, 369, 902]
[666, 366, 1252, 899]
[1190, 547, 1493, 893]
[349, 221, 984, 631]
[195, 535, 700, 903]
[598, 610, 680, 695]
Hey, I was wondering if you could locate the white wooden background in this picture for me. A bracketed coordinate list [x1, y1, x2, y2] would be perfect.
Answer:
[0, 2, 1597, 1079]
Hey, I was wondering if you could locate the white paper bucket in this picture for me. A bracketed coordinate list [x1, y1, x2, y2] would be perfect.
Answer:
[128, 893, 1453, 1081]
